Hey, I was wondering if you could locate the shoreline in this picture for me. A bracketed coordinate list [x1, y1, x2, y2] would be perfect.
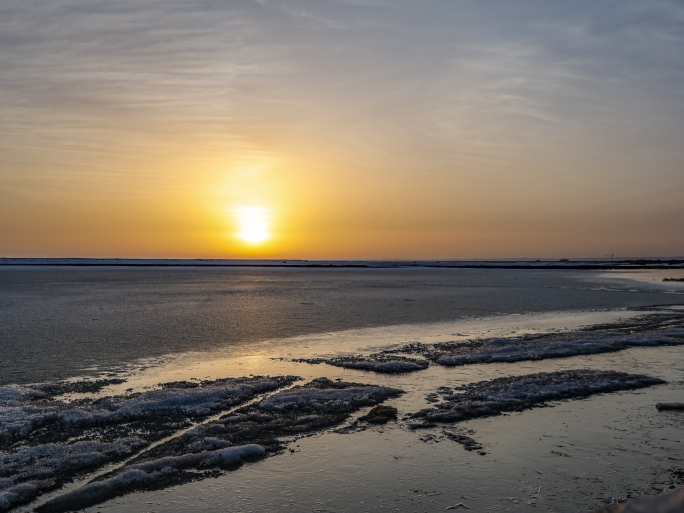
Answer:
[92, 307, 647, 395]
[2, 258, 684, 270]
[3, 305, 684, 513]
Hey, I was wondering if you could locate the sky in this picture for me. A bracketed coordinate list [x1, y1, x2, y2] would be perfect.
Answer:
[1, 0, 683, 259]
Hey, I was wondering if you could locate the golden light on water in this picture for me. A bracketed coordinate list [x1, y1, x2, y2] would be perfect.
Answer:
[234, 206, 271, 245]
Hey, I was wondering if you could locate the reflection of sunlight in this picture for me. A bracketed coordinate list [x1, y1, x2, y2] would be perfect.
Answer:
[235, 206, 270, 245]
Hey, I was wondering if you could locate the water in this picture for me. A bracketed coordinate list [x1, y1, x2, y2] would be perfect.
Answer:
[2, 266, 684, 513]
[1, 266, 682, 385]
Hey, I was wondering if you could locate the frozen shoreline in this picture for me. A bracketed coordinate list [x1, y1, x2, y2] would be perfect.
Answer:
[2, 305, 684, 512]
[5, 266, 683, 387]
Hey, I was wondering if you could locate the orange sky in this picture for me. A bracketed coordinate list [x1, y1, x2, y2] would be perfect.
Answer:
[1, 1, 683, 259]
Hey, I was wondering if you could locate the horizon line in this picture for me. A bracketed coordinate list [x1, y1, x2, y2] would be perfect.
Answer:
[2, 256, 684, 271]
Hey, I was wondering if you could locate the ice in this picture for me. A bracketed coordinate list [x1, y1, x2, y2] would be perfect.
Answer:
[0, 386, 47, 404]
[430, 331, 684, 366]
[0, 376, 298, 449]
[410, 370, 665, 426]
[259, 378, 404, 412]
[1, 481, 50, 512]
[0, 379, 125, 405]
[36, 445, 267, 513]
[0, 438, 147, 512]
[132, 444, 266, 472]
[1, 438, 147, 480]
[36, 378, 403, 511]
[386, 312, 684, 367]
[295, 312, 684, 374]
[0, 375, 298, 510]
[147, 378, 403, 459]
[298, 355, 428, 374]
[0, 404, 65, 446]
[96, 377, 298, 419]
[31, 379, 126, 398]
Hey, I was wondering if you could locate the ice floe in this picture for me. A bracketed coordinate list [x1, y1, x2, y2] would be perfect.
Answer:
[385, 312, 684, 367]
[296, 355, 428, 374]
[0, 438, 146, 512]
[36, 445, 266, 513]
[0, 376, 299, 511]
[35, 378, 402, 512]
[409, 370, 664, 427]
[0, 376, 298, 449]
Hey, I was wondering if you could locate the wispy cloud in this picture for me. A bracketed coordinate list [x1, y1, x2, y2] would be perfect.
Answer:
[1, 0, 682, 256]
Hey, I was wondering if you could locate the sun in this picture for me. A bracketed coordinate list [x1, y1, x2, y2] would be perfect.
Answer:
[234, 206, 271, 245]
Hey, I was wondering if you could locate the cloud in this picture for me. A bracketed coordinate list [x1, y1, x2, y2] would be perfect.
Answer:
[0, 0, 682, 256]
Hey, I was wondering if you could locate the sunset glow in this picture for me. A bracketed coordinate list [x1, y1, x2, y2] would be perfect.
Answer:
[234, 206, 271, 245]
[1, 1, 683, 259]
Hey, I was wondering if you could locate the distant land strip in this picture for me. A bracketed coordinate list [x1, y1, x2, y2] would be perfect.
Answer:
[1, 258, 684, 270]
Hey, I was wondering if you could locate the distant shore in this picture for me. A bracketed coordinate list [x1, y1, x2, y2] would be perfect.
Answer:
[2, 257, 684, 270]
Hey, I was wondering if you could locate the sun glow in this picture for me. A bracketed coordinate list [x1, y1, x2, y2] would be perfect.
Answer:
[234, 206, 271, 245]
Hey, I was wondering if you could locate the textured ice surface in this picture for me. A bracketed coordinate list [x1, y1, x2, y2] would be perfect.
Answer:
[388, 312, 684, 367]
[0, 376, 298, 449]
[31, 379, 126, 398]
[0, 438, 146, 512]
[36, 379, 403, 512]
[5, 309, 683, 512]
[0, 386, 47, 404]
[37, 445, 266, 513]
[140, 378, 403, 461]
[0, 376, 298, 511]
[0, 379, 125, 406]
[1, 481, 50, 512]
[298, 355, 428, 374]
[4, 377, 400, 511]
[258, 378, 404, 412]
[410, 370, 665, 426]
[428, 331, 684, 366]
[1, 438, 147, 481]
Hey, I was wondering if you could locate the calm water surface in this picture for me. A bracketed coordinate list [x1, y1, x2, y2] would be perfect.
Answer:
[3, 266, 684, 513]
[1, 266, 682, 384]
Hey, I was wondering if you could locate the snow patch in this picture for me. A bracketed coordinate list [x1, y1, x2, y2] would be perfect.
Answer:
[0, 375, 298, 510]
[298, 355, 428, 374]
[0, 376, 299, 448]
[36, 445, 266, 513]
[410, 370, 665, 426]
[0, 481, 50, 512]
[387, 312, 684, 367]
